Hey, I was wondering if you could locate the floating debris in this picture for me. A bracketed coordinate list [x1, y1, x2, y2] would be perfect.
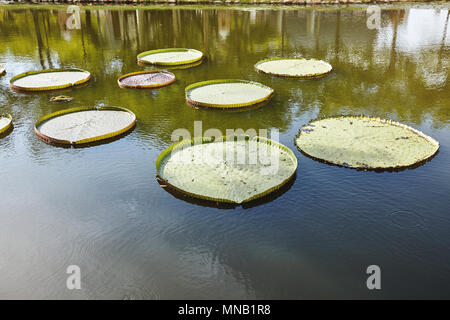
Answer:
[185, 79, 274, 110]
[255, 58, 332, 78]
[50, 95, 74, 103]
[0, 114, 12, 135]
[35, 106, 136, 146]
[118, 70, 175, 89]
[137, 48, 203, 66]
[295, 116, 440, 170]
[0, 65, 5, 76]
[10, 68, 91, 92]
[156, 135, 297, 205]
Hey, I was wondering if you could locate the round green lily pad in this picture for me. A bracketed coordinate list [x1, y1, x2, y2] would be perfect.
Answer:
[10, 68, 91, 91]
[0, 114, 12, 135]
[185, 79, 274, 109]
[295, 116, 440, 170]
[137, 48, 203, 66]
[118, 70, 175, 89]
[156, 136, 297, 205]
[35, 106, 136, 146]
[255, 58, 332, 78]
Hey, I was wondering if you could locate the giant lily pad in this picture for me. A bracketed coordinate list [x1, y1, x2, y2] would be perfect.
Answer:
[35, 106, 136, 146]
[10, 68, 91, 92]
[118, 70, 175, 89]
[295, 116, 440, 170]
[255, 58, 332, 78]
[0, 114, 12, 135]
[156, 136, 297, 205]
[137, 48, 203, 66]
[185, 79, 274, 109]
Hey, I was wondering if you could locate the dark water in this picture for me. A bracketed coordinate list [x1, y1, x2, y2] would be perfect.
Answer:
[0, 4, 449, 299]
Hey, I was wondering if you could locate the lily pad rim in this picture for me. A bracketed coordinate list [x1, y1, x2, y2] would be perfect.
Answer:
[10, 68, 91, 92]
[34, 106, 136, 146]
[0, 113, 12, 135]
[156, 135, 298, 205]
[137, 48, 204, 66]
[254, 57, 333, 79]
[117, 70, 176, 89]
[294, 115, 440, 171]
[159, 59, 204, 70]
[185, 79, 275, 109]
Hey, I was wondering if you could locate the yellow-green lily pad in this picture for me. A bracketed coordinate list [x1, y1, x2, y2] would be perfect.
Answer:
[295, 116, 439, 170]
[255, 58, 332, 78]
[156, 136, 297, 205]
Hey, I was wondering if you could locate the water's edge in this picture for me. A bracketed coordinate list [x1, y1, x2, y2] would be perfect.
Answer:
[0, 0, 441, 7]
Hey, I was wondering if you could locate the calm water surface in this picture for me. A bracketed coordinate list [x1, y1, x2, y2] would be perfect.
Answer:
[0, 4, 449, 299]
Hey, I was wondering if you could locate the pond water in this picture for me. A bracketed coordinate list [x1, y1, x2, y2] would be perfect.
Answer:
[0, 3, 449, 299]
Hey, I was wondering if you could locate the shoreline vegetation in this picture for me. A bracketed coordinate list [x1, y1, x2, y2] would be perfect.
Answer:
[0, 0, 441, 6]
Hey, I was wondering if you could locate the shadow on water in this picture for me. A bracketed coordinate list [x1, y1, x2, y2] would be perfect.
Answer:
[156, 172, 297, 209]
[0, 123, 13, 139]
[35, 122, 137, 149]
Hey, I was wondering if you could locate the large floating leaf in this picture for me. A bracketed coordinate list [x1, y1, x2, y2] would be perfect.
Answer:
[35, 107, 136, 146]
[137, 48, 203, 66]
[255, 58, 332, 78]
[10, 68, 91, 92]
[185, 79, 274, 110]
[0, 114, 12, 135]
[156, 136, 298, 205]
[118, 70, 175, 89]
[295, 116, 440, 170]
